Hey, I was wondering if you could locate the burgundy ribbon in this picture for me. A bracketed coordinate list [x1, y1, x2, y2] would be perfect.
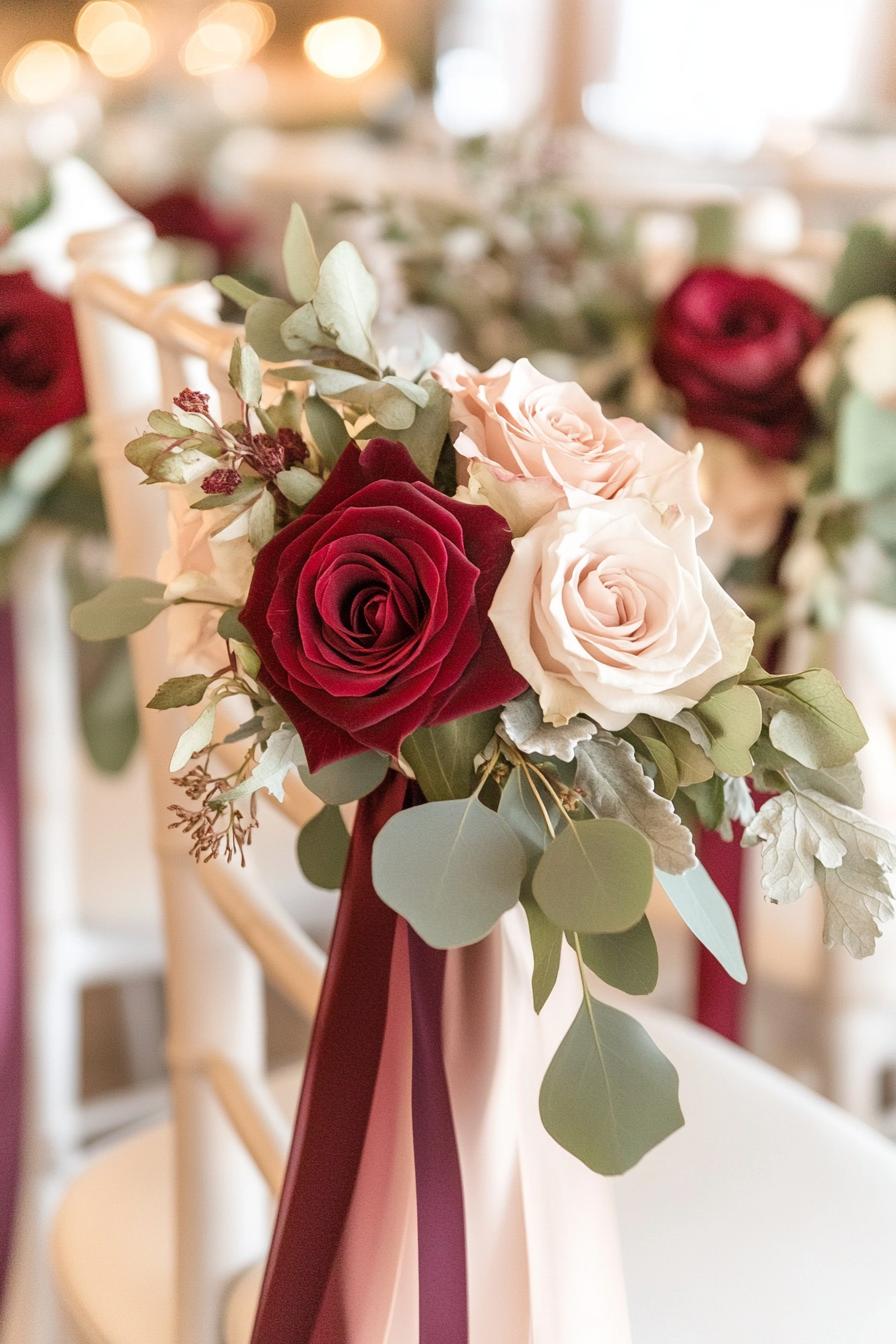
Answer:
[408, 927, 468, 1344]
[0, 604, 22, 1310]
[695, 826, 745, 1042]
[251, 772, 469, 1343]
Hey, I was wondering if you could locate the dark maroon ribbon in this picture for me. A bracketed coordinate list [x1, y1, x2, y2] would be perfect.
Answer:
[695, 826, 745, 1041]
[251, 772, 469, 1343]
[0, 604, 22, 1311]
[407, 927, 468, 1344]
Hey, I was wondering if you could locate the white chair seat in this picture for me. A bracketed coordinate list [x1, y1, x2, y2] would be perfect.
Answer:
[53, 1010, 896, 1344]
[52, 1065, 304, 1344]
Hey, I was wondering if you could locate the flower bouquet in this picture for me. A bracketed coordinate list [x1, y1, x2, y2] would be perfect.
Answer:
[73, 208, 896, 1335]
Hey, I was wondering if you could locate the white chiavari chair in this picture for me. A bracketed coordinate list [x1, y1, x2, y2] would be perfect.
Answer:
[54, 217, 325, 1343]
[47, 218, 896, 1344]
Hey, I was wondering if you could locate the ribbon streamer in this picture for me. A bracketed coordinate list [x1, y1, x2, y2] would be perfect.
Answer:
[0, 605, 22, 1311]
[251, 771, 470, 1343]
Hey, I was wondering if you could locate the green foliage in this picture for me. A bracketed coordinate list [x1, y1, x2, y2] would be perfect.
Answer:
[539, 993, 683, 1175]
[275, 466, 322, 508]
[576, 917, 659, 995]
[533, 818, 654, 934]
[282, 203, 321, 304]
[825, 222, 896, 316]
[245, 297, 296, 362]
[692, 684, 762, 776]
[659, 863, 747, 983]
[402, 709, 500, 801]
[229, 340, 263, 408]
[217, 607, 251, 643]
[371, 796, 527, 948]
[147, 674, 212, 710]
[521, 890, 562, 1012]
[299, 750, 389, 805]
[70, 578, 169, 641]
[836, 388, 896, 501]
[750, 667, 867, 768]
[304, 395, 350, 470]
[297, 805, 349, 889]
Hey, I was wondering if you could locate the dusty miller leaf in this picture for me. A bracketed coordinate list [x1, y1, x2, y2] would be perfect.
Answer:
[220, 725, 306, 803]
[574, 733, 696, 875]
[499, 691, 596, 764]
[753, 669, 867, 769]
[743, 788, 896, 956]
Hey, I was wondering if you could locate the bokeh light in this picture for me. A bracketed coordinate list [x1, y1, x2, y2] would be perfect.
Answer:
[3, 41, 82, 106]
[181, 23, 249, 76]
[88, 20, 154, 78]
[303, 17, 383, 80]
[74, 2, 142, 51]
[199, 2, 275, 57]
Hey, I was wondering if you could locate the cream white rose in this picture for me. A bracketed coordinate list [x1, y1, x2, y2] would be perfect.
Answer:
[433, 354, 709, 536]
[158, 491, 254, 665]
[490, 498, 754, 730]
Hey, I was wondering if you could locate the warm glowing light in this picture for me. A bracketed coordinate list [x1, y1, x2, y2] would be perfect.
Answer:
[303, 17, 383, 80]
[181, 21, 254, 76]
[3, 41, 81, 106]
[74, 1, 141, 51]
[88, 20, 153, 77]
[199, 2, 275, 57]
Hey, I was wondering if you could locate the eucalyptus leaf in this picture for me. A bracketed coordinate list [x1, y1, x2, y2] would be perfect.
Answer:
[9, 423, 73, 495]
[147, 674, 212, 710]
[386, 376, 452, 481]
[304, 395, 350, 470]
[533, 818, 654, 933]
[191, 480, 262, 511]
[248, 488, 276, 550]
[71, 578, 169, 641]
[297, 804, 350, 889]
[497, 764, 562, 863]
[229, 340, 262, 408]
[217, 607, 251, 643]
[275, 466, 322, 507]
[213, 274, 266, 310]
[756, 669, 867, 768]
[682, 775, 726, 831]
[282, 203, 320, 304]
[245, 298, 296, 363]
[659, 863, 747, 983]
[299, 750, 389, 805]
[372, 797, 526, 948]
[147, 410, 191, 439]
[77, 637, 138, 774]
[693, 684, 762, 776]
[521, 890, 562, 1012]
[837, 387, 896, 501]
[539, 994, 683, 1175]
[576, 917, 659, 995]
[401, 709, 500, 801]
[825, 222, 896, 316]
[313, 240, 379, 368]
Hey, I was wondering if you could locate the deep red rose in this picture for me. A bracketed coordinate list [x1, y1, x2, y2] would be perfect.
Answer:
[652, 265, 827, 460]
[241, 438, 526, 770]
[138, 190, 252, 269]
[0, 272, 85, 466]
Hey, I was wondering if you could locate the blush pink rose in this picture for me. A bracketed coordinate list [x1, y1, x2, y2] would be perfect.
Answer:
[490, 497, 754, 730]
[434, 355, 709, 536]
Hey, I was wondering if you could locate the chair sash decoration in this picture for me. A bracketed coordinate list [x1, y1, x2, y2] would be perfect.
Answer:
[250, 773, 631, 1344]
[0, 604, 23, 1308]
